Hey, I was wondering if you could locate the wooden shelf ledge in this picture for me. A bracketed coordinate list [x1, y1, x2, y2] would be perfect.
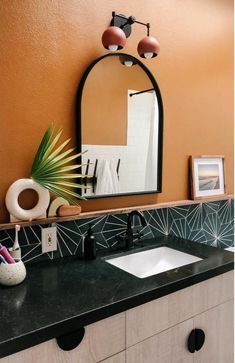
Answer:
[0, 194, 233, 231]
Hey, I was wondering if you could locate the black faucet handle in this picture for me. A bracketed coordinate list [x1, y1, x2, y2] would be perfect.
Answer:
[115, 234, 126, 243]
[132, 230, 144, 248]
[133, 230, 143, 240]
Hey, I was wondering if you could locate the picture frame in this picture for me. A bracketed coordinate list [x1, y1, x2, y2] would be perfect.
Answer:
[190, 155, 226, 200]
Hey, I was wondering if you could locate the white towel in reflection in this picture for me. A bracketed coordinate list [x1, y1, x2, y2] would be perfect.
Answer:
[96, 159, 120, 195]
[145, 94, 159, 190]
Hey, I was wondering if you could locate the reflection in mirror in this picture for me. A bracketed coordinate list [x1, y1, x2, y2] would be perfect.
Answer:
[77, 53, 163, 198]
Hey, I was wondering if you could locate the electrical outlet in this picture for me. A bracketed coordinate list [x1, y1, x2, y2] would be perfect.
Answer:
[41, 227, 57, 253]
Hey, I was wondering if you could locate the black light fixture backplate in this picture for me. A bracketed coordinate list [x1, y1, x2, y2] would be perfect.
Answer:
[111, 14, 132, 38]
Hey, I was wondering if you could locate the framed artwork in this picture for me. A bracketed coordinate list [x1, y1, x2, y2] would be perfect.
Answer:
[190, 156, 226, 200]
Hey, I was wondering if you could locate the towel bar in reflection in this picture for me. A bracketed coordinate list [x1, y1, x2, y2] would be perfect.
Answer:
[84, 158, 121, 194]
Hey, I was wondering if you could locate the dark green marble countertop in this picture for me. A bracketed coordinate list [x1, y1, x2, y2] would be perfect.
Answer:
[0, 235, 233, 358]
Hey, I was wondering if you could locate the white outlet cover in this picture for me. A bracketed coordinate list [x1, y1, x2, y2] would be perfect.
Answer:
[41, 227, 57, 253]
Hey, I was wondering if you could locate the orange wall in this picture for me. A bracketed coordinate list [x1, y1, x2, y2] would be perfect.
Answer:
[0, 0, 233, 223]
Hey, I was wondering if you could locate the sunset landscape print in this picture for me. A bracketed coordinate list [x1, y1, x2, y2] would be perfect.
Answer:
[198, 164, 220, 191]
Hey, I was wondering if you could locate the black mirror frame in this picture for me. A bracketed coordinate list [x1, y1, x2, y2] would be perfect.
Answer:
[76, 52, 164, 198]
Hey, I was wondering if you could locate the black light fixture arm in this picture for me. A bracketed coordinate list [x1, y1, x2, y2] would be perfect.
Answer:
[111, 12, 151, 37]
[112, 12, 136, 25]
[146, 23, 150, 36]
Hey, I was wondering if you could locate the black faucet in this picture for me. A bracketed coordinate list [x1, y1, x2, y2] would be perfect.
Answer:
[116, 210, 147, 249]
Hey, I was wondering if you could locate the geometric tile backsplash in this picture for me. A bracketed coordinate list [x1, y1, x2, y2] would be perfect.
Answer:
[0, 198, 233, 264]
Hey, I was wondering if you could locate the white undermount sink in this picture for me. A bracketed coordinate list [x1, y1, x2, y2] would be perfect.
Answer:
[106, 246, 202, 278]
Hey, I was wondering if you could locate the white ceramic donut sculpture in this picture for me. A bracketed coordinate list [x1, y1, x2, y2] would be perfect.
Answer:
[5, 178, 50, 221]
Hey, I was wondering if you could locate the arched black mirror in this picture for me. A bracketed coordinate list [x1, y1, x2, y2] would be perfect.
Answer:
[76, 53, 163, 198]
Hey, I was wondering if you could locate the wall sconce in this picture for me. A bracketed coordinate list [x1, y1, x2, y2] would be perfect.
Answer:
[102, 11, 160, 59]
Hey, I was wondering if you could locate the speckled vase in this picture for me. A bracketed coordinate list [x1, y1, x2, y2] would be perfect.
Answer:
[0, 260, 26, 286]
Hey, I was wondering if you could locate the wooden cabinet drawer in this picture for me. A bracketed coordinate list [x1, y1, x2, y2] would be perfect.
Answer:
[126, 318, 193, 363]
[100, 351, 125, 363]
[1, 312, 125, 363]
[193, 270, 233, 312]
[194, 299, 234, 363]
[126, 271, 233, 347]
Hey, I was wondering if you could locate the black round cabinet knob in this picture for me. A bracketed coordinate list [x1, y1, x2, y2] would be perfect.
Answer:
[188, 329, 205, 353]
[195, 328, 205, 351]
[56, 327, 85, 351]
[188, 329, 196, 353]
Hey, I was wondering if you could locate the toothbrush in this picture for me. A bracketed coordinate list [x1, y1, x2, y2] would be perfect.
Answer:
[0, 244, 15, 264]
[13, 224, 20, 251]
[0, 254, 7, 264]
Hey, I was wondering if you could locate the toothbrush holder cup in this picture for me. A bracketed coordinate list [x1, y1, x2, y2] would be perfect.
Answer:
[0, 260, 26, 286]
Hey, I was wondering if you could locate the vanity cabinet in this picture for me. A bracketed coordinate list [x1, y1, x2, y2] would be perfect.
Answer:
[126, 271, 234, 363]
[126, 300, 233, 363]
[1, 271, 233, 363]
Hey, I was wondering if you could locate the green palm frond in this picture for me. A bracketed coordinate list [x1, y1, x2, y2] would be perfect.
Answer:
[31, 125, 87, 205]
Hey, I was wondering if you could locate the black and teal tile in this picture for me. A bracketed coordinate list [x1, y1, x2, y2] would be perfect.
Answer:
[140, 211, 155, 240]
[1, 225, 42, 249]
[21, 225, 42, 246]
[0, 198, 233, 264]
[217, 222, 234, 249]
[168, 205, 189, 220]
[56, 227, 80, 257]
[187, 229, 207, 244]
[25, 225, 42, 245]
[8, 225, 44, 247]
[169, 217, 206, 244]
[61, 220, 86, 255]
[202, 201, 220, 221]
[168, 206, 189, 236]
[3, 228, 18, 245]
[218, 199, 234, 225]
[102, 214, 127, 247]
[148, 208, 168, 236]
[92, 232, 108, 250]
[169, 218, 191, 240]
[103, 214, 127, 229]
[21, 243, 44, 264]
[0, 229, 13, 248]
[57, 222, 82, 247]
[76, 215, 108, 235]
[202, 213, 220, 246]
[231, 198, 234, 217]
[142, 210, 154, 224]
[186, 203, 203, 231]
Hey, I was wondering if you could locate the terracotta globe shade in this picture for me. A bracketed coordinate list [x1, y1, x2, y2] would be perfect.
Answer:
[102, 26, 126, 51]
[137, 36, 160, 58]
